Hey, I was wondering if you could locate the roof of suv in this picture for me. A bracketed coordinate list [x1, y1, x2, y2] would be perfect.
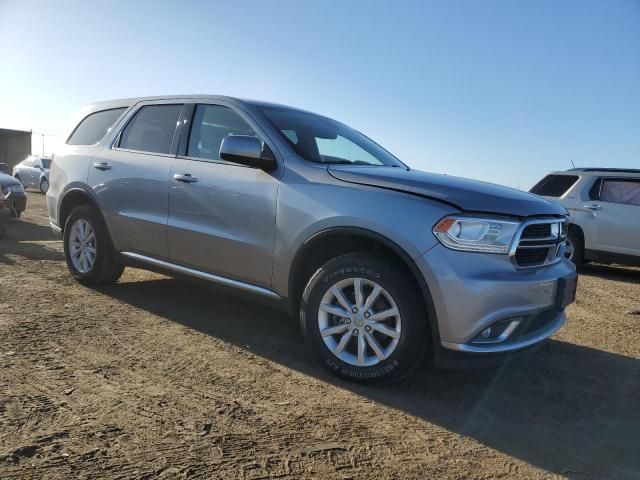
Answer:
[82, 95, 311, 116]
[568, 168, 640, 174]
[547, 168, 640, 178]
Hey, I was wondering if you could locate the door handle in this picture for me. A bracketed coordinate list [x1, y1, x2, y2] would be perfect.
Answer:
[584, 204, 602, 211]
[173, 173, 198, 183]
[93, 162, 111, 171]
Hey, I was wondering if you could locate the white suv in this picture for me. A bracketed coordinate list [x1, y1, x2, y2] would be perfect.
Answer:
[530, 168, 640, 266]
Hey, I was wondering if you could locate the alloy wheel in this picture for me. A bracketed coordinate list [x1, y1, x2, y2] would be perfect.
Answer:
[564, 238, 574, 260]
[68, 218, 97, 273]
[317, 277, 401, 367]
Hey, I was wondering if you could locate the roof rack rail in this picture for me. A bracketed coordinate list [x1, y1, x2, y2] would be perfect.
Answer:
[568, 167, 640, 174]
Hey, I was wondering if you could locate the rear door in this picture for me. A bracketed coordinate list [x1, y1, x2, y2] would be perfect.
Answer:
[167, 102, 279, 288]
[88, 102, 185, 259]
[586, 177, 640, 256]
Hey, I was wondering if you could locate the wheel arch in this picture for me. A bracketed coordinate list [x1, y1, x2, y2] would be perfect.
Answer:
[287, 227, 440, 346]
[58, 186, 106, 235]
[568, 223, 585, 241]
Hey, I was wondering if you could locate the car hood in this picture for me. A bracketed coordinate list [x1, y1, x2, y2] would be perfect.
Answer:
[0, 173, 21, 187]
[328, 166, 566, 217]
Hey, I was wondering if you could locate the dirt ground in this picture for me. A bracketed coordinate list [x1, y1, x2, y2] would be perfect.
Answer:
[1, 192, 639, 480]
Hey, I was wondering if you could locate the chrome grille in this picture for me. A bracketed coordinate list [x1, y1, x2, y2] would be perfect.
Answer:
[511, 218, 567, 268]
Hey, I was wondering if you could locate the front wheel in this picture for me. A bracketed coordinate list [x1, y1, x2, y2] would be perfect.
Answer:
[63, 204, 124, 285]
[40, 177, 49, 194]
[565, 228, 585, 265]
[300, 253, 429, 384]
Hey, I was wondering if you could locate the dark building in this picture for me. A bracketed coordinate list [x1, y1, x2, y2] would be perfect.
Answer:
[0, 128, 32, 169]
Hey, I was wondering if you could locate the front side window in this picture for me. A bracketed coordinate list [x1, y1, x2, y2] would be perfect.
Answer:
[41, 159, 51, 169]
[599, 178, 640, 206]
[119, 104, 183, 154]
[529, 174, 580, 197]
[259, 106, 405, 167]
[67, 108, 127, 145]
[187, 105, 256, 161]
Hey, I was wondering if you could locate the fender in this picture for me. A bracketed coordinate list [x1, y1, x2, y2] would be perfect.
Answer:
[287, 226, 441, 347]
[57, 183, 108, 234]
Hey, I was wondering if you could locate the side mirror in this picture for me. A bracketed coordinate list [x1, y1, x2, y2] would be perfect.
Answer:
[219, 135, 277, 171]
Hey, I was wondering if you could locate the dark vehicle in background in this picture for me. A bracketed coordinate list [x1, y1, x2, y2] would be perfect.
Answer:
[13, 155, 51, 193]
[530, 168, 640, 266]
[0, 172, 27, 220]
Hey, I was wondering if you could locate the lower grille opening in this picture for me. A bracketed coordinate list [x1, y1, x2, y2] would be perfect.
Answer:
[521, 309, 558, 335]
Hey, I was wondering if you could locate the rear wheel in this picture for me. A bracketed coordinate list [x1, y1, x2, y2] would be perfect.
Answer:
[63, 204, 124, 285]
[300, 253, 428, 384]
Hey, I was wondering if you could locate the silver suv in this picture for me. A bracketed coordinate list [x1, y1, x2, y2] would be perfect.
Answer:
[48, 96, 577, 383]
[531, 168, 640, 266]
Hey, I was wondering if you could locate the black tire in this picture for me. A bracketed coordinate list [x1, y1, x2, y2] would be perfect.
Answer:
[300, 252, 429, 384]
[63, 204, 124, 285]
[40, 177, 49, 194]
[566, 228, 585, 265]
[14, 175, 23, 187]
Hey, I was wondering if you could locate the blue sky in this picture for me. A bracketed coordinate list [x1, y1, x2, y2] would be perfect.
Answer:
[1, 0, 638, 188]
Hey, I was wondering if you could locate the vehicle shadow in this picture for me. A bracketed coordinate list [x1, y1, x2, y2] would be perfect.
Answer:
[0, 219, 63, 265]
[99, 276, 640, 478]
[578, 263, 640, 285]
[0, 217, 58, 242]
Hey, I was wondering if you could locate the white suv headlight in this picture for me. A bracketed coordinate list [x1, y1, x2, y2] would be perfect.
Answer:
[433, 216, 520, 254]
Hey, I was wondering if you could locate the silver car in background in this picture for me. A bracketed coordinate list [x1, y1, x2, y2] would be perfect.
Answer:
[47, 95, 577, 383]
[13, 155, 51, 193]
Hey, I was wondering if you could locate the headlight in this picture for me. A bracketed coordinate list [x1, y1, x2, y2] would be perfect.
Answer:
[433, 216, 520, 254]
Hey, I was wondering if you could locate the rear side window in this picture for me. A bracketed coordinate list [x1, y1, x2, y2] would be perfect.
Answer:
[596, 178, 640, 206]
[187, 104, 256, 161]
[119, 105, 182, 154]
[530, 174, 580, 197]
[67, 108, 127, 145]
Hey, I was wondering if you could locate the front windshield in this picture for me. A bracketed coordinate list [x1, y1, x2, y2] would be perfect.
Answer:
[259, 106, 406, 167]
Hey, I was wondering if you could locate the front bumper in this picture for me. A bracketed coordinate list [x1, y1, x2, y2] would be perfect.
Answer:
[417, 243, 576, 355]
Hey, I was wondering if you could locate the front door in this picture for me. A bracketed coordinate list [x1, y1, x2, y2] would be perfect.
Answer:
[167, 103, 279, 289]
[88, 103, 184, 259]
